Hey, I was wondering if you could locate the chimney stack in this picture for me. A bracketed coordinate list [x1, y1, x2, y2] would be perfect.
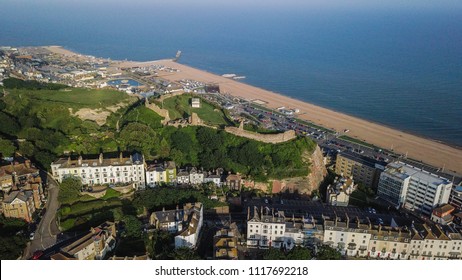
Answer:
[99, 153, 103, 164]
[78, 156, 82, 165]
[25, 160, 31, 168]
[345, 213, 350, 229]
[247, 207, 250, 220]
[119, 152, 123, 161]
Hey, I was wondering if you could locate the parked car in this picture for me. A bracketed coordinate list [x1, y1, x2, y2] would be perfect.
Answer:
[32, 250, 43, 260]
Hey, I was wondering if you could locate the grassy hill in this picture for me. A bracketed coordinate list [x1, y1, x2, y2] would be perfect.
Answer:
[161, 94, 231, 126]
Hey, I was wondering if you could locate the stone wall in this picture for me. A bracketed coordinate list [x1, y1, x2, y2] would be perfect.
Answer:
[145, 99, 170, 124]
[224, 126, 296, 144]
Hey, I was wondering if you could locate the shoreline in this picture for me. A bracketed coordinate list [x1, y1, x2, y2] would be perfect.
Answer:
[46, 46, 462, 174]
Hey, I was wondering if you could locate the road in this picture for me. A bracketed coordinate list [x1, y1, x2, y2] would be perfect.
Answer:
[24, 172, 61, 258]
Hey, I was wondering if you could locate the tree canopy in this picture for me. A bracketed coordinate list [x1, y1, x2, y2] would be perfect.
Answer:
[58, 177, 83, 205]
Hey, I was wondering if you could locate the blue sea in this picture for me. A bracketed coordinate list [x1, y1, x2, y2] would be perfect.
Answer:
[1, 1, 461, 147]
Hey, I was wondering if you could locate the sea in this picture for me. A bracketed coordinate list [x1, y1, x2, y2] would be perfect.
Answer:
[1, 1, 461, 147]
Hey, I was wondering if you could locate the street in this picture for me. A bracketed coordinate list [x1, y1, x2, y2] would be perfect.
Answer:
[24, 172, 61, 259]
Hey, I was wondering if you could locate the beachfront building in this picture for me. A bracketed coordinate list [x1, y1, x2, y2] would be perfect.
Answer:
[51, 152, 145, 189]
[174, 203, 203, 249]
[449, 185, 462, 210]
[377, 162, 452, 216]
[326, 176, 356, 206]
[335, 151, 386, 190]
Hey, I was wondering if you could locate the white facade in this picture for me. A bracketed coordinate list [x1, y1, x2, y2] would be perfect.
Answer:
[174, 203, 204, 249]
[204, 175, 221, 186]
[51, 153, 145, 188]
[146, 166, 166, 186]
[189, 169, 204, 185]
[377, 162, 452, 215]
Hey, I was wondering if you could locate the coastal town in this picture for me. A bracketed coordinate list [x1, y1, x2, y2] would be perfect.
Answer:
[0, 46, 462, 260]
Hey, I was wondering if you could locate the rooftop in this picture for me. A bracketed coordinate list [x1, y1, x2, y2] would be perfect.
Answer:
[52, 152, 143, 169]
[385, 161, 451, 186]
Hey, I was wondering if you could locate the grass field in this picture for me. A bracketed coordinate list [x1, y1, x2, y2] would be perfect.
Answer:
[161, 94, 229, 126]
[122, 105, 164, 129]
[6, 87, 134, 109]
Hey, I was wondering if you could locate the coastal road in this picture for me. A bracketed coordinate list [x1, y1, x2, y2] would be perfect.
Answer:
[24, 173, 61, 258]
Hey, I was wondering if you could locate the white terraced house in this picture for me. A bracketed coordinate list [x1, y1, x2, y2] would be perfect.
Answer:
[51, 152, 145, 189]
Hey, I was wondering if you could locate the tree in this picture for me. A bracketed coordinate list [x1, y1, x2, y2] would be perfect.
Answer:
[147, 230, 174, 259]
[287, 246, 312, 260]
[58, 177, 83, 204]
[316, 245, 342, 260]
[121, 215, 142, 238]
[0, 138, 16, 158]
[263, 248, 286, 260]
[170, 247, 201, 260]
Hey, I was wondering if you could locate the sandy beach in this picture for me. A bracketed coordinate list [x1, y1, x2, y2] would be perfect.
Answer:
[47, 47, 462, 174]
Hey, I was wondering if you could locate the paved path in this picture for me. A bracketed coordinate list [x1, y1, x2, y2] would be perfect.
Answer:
[24, 173, 60, 258]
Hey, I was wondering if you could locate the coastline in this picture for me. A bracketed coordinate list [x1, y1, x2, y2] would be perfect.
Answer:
[48, 46, 462, 174]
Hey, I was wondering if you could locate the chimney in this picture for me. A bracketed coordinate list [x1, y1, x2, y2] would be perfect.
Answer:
[345, 213, 350, 229]
[293, 214, 295, 226]
[99, 153, 103, 164]
[334, 214, 338, 227]
[378, 224, 382, 234]
[67, 156, 71, 165]
[162, 207, 165, 212]
[260, 206, 263, 217]
[25, 160, 31, 168]
[311, 215, 315, 227]
[356, 216, 360, 228]
[78, 156, 82, 165]
[247, 207, 250, 220]
[119, 152, 123, 161]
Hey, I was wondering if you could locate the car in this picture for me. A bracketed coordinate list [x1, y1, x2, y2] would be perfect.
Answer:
[264, 199, 268, 204]
[32, 250, 43, 260]
[29, 232, 35, 240]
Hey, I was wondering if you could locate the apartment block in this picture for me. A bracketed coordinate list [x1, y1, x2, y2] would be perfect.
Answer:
[377, 162, 452, 215]
[335, 151, 386, 189]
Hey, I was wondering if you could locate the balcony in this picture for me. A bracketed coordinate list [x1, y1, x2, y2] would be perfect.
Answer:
[348, 242, 357, 250]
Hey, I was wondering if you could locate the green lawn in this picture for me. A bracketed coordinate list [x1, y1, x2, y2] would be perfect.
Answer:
[121, 105, 164, 129]
[6, 87, 135, 110]
[161, 94, 229, 126]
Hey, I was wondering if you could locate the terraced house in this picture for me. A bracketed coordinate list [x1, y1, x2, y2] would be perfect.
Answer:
[247, 212, 462, 260]
[51, 152, 145, 189]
